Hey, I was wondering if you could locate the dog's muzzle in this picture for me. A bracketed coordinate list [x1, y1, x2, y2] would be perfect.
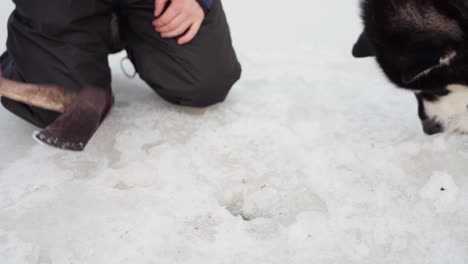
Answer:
[422, 119, 443, 135]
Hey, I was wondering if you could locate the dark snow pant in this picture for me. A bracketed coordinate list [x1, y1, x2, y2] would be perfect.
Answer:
[1, 0, 241, 128]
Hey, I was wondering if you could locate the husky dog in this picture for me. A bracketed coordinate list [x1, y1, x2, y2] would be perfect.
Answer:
[353, 0, 468, 134]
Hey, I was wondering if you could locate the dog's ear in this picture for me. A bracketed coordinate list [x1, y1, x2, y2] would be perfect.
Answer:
[447, 0, 468, 21]
[401, 51, 457, 84]
[352, 31, 376, 58]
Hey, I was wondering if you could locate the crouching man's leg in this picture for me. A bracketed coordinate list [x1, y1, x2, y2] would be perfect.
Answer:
[119, 0, 241, 107]
[0, 52, 59, 128]
[1, 0, 113, 128]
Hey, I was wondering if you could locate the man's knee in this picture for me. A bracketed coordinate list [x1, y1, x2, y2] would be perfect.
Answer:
[146, 63, 241, 108]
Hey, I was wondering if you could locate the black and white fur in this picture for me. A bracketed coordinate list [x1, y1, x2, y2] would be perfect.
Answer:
[353, 0, 468, 135]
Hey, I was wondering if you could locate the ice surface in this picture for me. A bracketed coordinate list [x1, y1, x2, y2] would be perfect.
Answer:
[1, 1, 468, 264]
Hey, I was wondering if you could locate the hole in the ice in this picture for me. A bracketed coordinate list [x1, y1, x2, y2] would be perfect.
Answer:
[241, 214, 254, 221]
[440, 187, 446, 191]
[220, 185, 328, 226]
[114, 181, 132, 190]
[225, 206, 259, 222]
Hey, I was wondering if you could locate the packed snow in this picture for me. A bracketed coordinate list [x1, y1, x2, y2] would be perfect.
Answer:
[1, 1, 468, 263]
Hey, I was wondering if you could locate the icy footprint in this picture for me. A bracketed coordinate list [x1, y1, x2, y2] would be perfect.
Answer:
[419, 172, 460, 213]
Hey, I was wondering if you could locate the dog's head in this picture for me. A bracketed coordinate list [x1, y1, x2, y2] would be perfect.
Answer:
[354, 0, 468, 134]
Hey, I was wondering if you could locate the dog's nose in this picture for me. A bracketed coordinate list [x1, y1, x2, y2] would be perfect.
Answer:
[422, 119, 443, 135]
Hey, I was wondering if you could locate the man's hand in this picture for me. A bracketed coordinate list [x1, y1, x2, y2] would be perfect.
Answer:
[153, 0, 205, 45]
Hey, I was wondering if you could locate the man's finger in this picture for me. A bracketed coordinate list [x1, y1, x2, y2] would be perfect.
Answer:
[154, 0, 169, 17]
[153, 5, 181, 28]
[157, 13, 190, 33]
[178, 20, 202, 45]
[161, 20, 192, 38]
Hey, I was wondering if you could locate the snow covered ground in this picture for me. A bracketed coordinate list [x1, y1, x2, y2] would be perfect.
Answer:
[1, 0, 468, 263]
